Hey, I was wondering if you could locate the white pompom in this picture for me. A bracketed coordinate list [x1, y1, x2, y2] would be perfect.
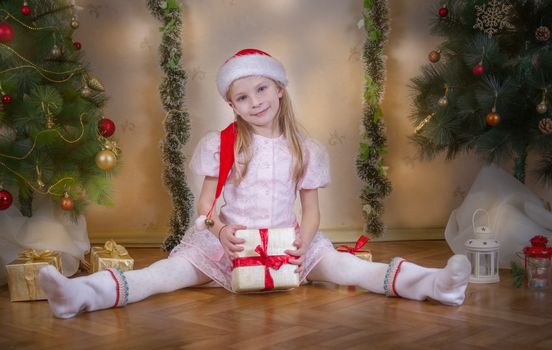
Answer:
[195, 215, 207, 230]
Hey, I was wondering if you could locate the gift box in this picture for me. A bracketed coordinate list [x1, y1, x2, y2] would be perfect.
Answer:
[6, 249, 63, 302]
[336, 235, 372, 261]
[90, 240, 134, 273]
[231, 228, 300, 293]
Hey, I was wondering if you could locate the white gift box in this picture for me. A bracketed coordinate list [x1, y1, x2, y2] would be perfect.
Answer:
[231, 228, 300, 293]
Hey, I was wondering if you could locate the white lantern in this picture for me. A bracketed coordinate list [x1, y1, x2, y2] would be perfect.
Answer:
[464, 209, 500, 283]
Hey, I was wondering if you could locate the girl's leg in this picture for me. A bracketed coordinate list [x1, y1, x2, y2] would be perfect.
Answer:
[307, 250, 470, 306]
[38, 255, 211, 318]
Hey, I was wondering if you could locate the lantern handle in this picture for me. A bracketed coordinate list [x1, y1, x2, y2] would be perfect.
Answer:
[472, 208, 490, 230]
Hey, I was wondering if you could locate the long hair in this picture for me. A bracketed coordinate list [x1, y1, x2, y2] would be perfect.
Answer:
[231, 82, 305, 183]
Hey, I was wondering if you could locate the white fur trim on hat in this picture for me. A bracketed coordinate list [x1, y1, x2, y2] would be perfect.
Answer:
[216, 49, 288, 99]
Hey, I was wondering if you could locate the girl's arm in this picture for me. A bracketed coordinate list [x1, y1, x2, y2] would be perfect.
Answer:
[298, 188, 320, 245]
[285, 188, 320, 272]
[197, 176, 223, 234]
[197, 176, 245, 258]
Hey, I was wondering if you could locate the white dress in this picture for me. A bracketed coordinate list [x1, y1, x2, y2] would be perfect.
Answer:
[170, 132, 335, 291]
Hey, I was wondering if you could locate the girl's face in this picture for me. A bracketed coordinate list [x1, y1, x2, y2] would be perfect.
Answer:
[228, 76, 283, 136]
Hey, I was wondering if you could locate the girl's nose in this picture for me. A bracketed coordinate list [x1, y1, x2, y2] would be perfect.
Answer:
[251, 97, 262, 108]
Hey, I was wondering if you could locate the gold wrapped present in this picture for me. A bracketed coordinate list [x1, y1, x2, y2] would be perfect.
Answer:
[6, 249, 63, 302]
[336, 235, 372, 261]
[90, 240, 134, 273]
[231, 228, 300, 293]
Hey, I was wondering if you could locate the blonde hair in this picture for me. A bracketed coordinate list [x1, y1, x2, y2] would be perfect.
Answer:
[230, 82, 306, 184]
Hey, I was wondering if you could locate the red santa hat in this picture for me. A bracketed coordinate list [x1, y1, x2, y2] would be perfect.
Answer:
[216, 48, 288, 99]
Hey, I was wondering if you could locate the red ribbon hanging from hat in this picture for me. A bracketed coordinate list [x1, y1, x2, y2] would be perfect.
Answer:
[206, 122, 238, 220]
[231, 228, 292, 290]
[336, 235, 370, 255]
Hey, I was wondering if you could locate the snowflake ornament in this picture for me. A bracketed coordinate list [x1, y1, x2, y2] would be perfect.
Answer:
[473, 0, 514, 37]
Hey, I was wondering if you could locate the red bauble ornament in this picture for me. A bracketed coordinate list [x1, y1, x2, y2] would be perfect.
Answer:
[0, 22, 14, 43]
[472, 63, 485, 76]
[428, 50, 441, 63]
[2, 95, 12, 104]
[0, 189, 13, 210]
[486, 111, 500, 126]
[438, 6, 448, 17]
[21, 5, 32, 16]
[98, 118, 116, 137]
[60, 193, 74, 211]
[73, 41, 82, 50]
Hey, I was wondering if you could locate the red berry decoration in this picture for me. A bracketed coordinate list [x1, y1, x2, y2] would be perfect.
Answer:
[21, 5, 32, 16]
[438, 6, 448, 17]
[0, 189, 13, 210]
[0, 22, 14, 43]
[472, 63, 485, 76]
[2, 95, 12, 104]
[73, 41, 82, 50]
[98, 118, 116, 137]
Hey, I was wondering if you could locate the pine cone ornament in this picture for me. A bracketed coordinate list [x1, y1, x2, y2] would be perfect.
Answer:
[539, 118, 552, 134]
[535, 26, 550, 42]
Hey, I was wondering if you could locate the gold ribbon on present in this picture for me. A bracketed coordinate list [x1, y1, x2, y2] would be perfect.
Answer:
[17, 248, 58, 266]
[24, 264, 38, 300]
[98, 239, 129, 258]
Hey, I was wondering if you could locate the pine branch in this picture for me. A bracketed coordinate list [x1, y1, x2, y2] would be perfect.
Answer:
[146, 0, 194, 251]
[409, 0, 552, 186]
[31, 4, 74, 22]
[356, 0, 392, 237]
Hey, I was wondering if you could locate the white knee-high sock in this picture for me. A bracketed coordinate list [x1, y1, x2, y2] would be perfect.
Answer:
[38, 255, 210, 318]
[125, 255, 211, 303]
[307, 250, 388, 293]
[38, 265, 117, 319]
[392, 255, 471, 306]
[308, 251, 470, 306]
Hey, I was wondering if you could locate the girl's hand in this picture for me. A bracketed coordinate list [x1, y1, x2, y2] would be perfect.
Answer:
[218, 224, 247, 259]
[285, 236, 310, 273]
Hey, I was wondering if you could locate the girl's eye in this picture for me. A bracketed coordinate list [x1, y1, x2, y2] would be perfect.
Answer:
[258, 85, 267, 93]
[237, 95, 247, 102]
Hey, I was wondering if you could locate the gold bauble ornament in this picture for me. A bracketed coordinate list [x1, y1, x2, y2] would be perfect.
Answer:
[70, 17, 79, 29]
[51, 44, 62, 58]
[485, 111, 501, 126]
[60, 192, 74, 211]
[81, 85, 91, 97]
[95, 149, 117, 170]
[537, 101, 548, 114]
[438, 96, 448, 107]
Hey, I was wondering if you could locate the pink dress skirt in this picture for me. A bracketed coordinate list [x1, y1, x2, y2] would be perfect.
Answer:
[170, 226, 334, 292]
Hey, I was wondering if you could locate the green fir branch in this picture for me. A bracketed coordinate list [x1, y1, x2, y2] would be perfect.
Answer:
[410, 0, 552, 186]
[510, 261, 527, 288]
[0, 0, 118, 218]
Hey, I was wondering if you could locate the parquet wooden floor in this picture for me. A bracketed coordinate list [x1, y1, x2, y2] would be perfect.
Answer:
[1, 240, 551, 350]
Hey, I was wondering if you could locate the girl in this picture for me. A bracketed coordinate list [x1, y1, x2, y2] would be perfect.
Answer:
[38, 48, 471, 318]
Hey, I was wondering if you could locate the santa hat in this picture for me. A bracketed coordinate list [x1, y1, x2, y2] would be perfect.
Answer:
[216, 48, 288, 99]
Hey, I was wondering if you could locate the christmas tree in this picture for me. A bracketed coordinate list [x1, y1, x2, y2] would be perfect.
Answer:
[410, 0, 552, 185]
[0, 0, 119, 218]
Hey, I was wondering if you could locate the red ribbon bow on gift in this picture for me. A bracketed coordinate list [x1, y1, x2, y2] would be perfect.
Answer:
[336, 235, 370, 255]
[232, 228, 292, 290]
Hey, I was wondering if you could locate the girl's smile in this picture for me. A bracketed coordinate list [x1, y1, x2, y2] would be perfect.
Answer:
[228, 76, 283, 138]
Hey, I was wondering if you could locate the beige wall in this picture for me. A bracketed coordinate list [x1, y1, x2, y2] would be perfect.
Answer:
[78, 0, 551, 244]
